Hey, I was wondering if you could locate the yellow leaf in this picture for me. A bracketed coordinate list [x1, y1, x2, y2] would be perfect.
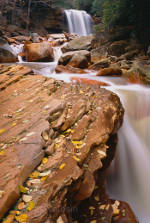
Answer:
[15, 214, 28, 222]
[42, 157, 48, 164]
[73, 156, 80, 162]
[29, 171, 40, 178]
[26, 201, 35, 211]
[54, 144, 58, 150]
[80, 90, 84, 94]
[59, 163, 66, 170]
[0, 150, 5, 156]
[0, 128, 5, 134]
[19, 185, 27, 194]
[2, 214, 15, 223]
[12, 122, 17, 127]
[72, 141, 83, 145]
[40, 176, 48, 181]
[60, 134, 65, 138]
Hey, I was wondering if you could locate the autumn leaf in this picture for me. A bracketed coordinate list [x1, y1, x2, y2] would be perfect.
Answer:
[0, 150, 5, 156]
[26, 201, 35, 211]
[73, 156, 80, 162]
[12, 122, 17, 127]
[59, 163, 66, 170]
[29, 171, 40, 178]
[42, 157, 48, 164]
[72, 141, 83, 145]
[15, 214, 28, 222]
[0, 128, 5, 134]
[19, 185, 28, 194]
[40, 176, 48, 181]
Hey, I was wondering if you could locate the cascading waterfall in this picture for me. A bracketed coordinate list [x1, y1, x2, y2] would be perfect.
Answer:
[64, 9, 93, 36]
[106, 85, 150, 223]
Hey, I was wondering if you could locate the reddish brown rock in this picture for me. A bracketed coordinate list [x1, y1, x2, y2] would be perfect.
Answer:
[23, 41, 54, 62]
[55, 65, 87, 74]
[96, 67, 122, 76]
[71, 77, 109, 86]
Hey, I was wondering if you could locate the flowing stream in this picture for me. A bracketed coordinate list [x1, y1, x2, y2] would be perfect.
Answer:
[64, 9, 93, 36]
[10, 38, 150, 222]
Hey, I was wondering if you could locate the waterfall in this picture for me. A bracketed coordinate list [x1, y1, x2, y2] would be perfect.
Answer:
[106, 85, 150, 223]
[64, 9, 93, 36]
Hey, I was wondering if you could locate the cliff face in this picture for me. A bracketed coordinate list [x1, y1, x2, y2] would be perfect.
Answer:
[0, 2, 65, 36]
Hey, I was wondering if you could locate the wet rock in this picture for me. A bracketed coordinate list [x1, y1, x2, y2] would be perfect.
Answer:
[68, 54, 89, 69]
[62, 35, 94, 52]
[23, 41, 54, 62]
[96, 67, 122, 76]
[58, 50, 91, 66]
[20, 83, 124, 222]
[71, 77, 109, 86]
[125, 60, 150, 84]
[55, 65, 87, 74]
[108, 40, 127, 57]
[89, 58, 110, 70]
[30, 33, 40, 43]
[91, 47, 108, 63]
[0, 37, 18, 63]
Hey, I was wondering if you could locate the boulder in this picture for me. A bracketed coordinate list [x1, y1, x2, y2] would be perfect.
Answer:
[56, 65, 87, 74]
[89, 58, 110, 70]
[91, 46, 108, 63]
[62, 35, 94, 52]
[0, 37, 18, 63]
[97, 67, 122, 76]
[68, 54, 89, 68]
[23, 41, 54, 62]
[58, 50, 90, 66]
[108, 40, 127, 57]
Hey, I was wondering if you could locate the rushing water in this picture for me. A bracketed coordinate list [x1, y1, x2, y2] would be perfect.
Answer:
[10, 43, 150, 222]
[64, 9, 93, 36]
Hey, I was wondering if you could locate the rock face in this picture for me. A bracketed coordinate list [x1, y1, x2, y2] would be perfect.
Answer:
[62, 35, 94, 52]
[0, 64, 138, 223]
[23, 41, 54, 62]
[13, 80, 124, 222]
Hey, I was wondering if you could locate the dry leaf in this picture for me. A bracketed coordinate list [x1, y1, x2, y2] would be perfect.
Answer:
[72, 141, 83, 145]
[0, 128, 5, 134]
[0, 150, 5, 156]
[15, 214, 28, 222]
[40, 176, 48, 181]
[12, 122, 17, 127]
[0, 190, 5, 198]
[26, 201, 35, 211]
[2, 214, 15, 223]
[59, 163, 66, 170]
[42, 157, 48, 164]
[73, 156, 80, 162]
[22, 195, 32, 203]
[29, 171, 40, 178]
[19, 185, 28, 194]
[18, 202, 25, 210]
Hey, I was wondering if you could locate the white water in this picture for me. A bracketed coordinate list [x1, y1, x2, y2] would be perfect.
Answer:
[9, 43, 150, 222]
[106, 85, 150, 223]
[64, 9, 93, 36]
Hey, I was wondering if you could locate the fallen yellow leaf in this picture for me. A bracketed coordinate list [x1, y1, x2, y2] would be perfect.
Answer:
[0, 150, 5, 156]
[29, 171, 40, 178]
[72, 141, 83, 145]
[2, 214, 15, 223]
[40, 176, 48, 181]
[12, 122, 17, 127]
[19, 185, 27, 194]
[0, 128, 5, 134]
[73, 156, 80, 162]
[26, 201, 35, 211]
[15, 214, 28, 222]
[59, 163, 66, 170]
[42, 157, 48, 164]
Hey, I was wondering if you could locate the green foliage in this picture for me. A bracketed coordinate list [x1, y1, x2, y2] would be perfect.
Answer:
[73, 0, 92, 12]
[91, 0, 105, 17]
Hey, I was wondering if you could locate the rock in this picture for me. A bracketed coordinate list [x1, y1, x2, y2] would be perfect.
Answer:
[147, 46, 150, 56]
[71, 77, 109, 86]
[30, 33, 40, 43]
[120, 49, 139, 60]
[56, 65, 87, 74]
[58, 50, 91, 66]
[96, 67, 122, 76]
[0, 48, 18, 63]
[23, 41, 54, 62]
[19, 82, 124, 223]
[68, 54, 88, 69]
[91, 47, 108, 63]
[62, 35, 94, 52]
[125, 60, 150, 84]
[89, 58, 110, 70]
[0, 37, 18, 63]
[108, 40, 127, 57]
